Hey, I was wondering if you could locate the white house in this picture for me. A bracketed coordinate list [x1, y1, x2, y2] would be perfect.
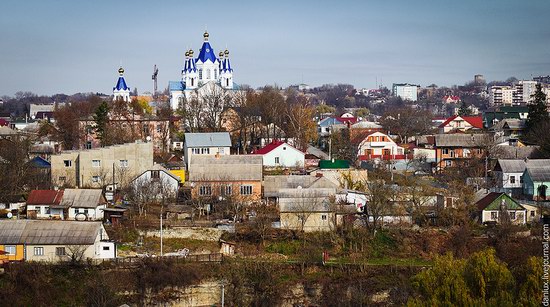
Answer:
[253, 140, 305, 168]
[392, 83, 419, 101]
[61, 189, 107, 221]
[132, 164, 180, 200]
[357, 132, 405, 160]
[183, 132, 231, 167]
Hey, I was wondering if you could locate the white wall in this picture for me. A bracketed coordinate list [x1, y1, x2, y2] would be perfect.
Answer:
[262, 145, 304, 168]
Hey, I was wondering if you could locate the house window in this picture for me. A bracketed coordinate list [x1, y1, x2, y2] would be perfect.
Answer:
[59, 176, 66, 181]
[55, 247, 66, 256]
[509, 212, 516, 220]
[490, 212, 498, 220]
[520, 176, 523, 183]
[321, 214, 327, 221]
[199, 185, 212, 196]
[151, 170, 160, 179]
[221, 185, 232, 196]
[45, 207, 50, 214]
[445, 160, 452, 167]
[275, 157, 280, 164]
[531, 211, 536, 217]
[143, 124, 149, 135]
[5, 245, 16, 255]
[92, 176, 100, 183]
[192, 148, 200, 154]
[63, 160, 72, 167]
[156, 124, 162, 133]
[86, 141, 92, 149]
[219, 148, 225, 154]
[283, 146, 287, 150]
[442, 149, 449, 155]
[240, 185, 253, 195]
[510, 176, 516, 184]
[34, 247, 44, 256]
[92, 160, 101, 167]
[102, 246, 110, 251]
[119, 160, 129, 168]
[200, 148, 210, 154]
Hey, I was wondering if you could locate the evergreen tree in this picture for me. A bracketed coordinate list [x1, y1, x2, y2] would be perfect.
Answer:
[93, 101, 110, 146]
[525, 83, 549, 133]
[457, 101, 471, 116]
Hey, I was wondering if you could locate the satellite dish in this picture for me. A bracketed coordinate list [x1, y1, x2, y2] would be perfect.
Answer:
[146, 136, 152, 142]
[6, 212, 13, 219]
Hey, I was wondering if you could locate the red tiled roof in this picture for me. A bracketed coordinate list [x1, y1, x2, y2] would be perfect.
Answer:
[438, 116, 483, 129]
[335, 117, 357, 124]
[27, 190, 64, 205]
[253, 140, 286, 154]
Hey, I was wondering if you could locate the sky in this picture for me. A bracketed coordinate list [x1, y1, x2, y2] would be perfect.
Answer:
[1, 0, 549, 96]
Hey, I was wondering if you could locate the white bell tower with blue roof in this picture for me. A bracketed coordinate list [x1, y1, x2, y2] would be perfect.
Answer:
[113, 66, 131, 102]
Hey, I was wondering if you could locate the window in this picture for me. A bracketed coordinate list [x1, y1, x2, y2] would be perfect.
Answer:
[92, 160, 101, 167]
[219, 148, 225, 154]
[206, 69, 211, 79]
[143, 124, 149, 135]
[85, 141, 92, 149]
[45, 207, 50, 214]
[275, 157, 280, 164]
[531, 211, 536, 217]
[445, 160, 452, 167]
[490, 212, 498, 220]
[442, 149, 449, 155]
[201, 148, 210, 154]
[5, 245, 16, 255]
[199, 185, 212, 196]
[59, 176, 66, 181]
[63, 160, 72, 167]
[240, 185, 253, 195]
[520, 176, 524, 183]
[509, 212, 516, 220]
[221, 185, 232, 196]
[151, 170, 160, 179]
[102, 246, 110, 251]
[283, 146, 287, 150]
[321, 214, 327, 221]
[192, 148, 200, 154]
[55, 247, 66, 256]
[156, 124, 162, 133]
[199, 69, 203, 79]
[119, 160, 129, 168]
[34, 247, 44, 256]
[510, 176, 516, 184]
[92, 176, 100, 183]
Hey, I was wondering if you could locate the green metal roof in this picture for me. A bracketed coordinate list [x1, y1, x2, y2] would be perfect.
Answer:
[319, 159, 350, 169]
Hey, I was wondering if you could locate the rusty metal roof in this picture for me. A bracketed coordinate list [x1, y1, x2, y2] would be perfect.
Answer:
[27, 190, 64, 205]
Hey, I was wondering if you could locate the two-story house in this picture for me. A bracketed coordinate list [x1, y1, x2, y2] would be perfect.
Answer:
[183, 132, 231, 168]
[434, 134, 490, 170]
[438, 115, 483, 134]
[357, 132, 405, 161]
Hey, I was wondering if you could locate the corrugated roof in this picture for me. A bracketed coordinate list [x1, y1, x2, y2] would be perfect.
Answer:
[476, 192, 524, 211]
[27, 190, 64, 205]
[263, 175, 338, 198]
[60, 189, 105, 209]
[184, 132, 231, 148]
[188, 155, 263, 181]
[0, 220, 102, 245]
[438, 116, 483, 129]
[278, 188, 335, 212]
[319, 159, 350, 169]
[526, 166, 550, 182]
[496, 159, 550, 173]
[434, 134, 491, 147]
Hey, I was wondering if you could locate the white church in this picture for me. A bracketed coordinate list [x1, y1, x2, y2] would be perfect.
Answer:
[112, 66, 131, 102]
[168, 31, 237, 110]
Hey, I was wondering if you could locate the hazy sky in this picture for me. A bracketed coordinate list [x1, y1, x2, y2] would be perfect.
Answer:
[1, 0, 549, 96]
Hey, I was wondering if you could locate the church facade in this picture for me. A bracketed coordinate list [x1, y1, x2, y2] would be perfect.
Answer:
[113, 67, 131, 102]
[168, 31, 237, 110]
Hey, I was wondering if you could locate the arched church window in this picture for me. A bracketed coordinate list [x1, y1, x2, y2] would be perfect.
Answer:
[214, 69, 218, 79]
[206, 69, 211, 79]
[178, 96, 184, 109]
[226, 79, 229, 87]
[191, 78, 194, 87]
[199, 69, 203, 80]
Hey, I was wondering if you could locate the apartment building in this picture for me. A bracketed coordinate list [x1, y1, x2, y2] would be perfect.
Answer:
[51, 142, 153, 188]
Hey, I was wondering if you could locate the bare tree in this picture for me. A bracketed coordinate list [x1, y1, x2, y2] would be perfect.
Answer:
[66, 245, 89, 263]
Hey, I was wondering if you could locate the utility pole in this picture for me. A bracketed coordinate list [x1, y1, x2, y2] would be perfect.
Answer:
[160, 210, 163, 257]
[221, 282, 225, 307]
